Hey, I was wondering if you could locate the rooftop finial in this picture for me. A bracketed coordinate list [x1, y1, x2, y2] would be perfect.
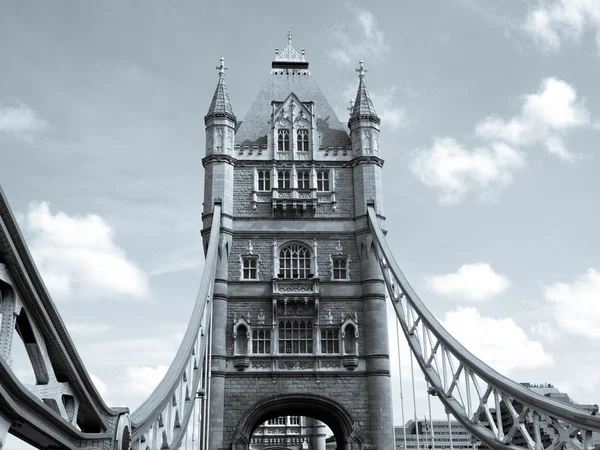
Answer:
[347, 99, 354, 115]
[288, 30, 292, 45]
[356, 60, 367, 78]
[216, 57, 228, 76]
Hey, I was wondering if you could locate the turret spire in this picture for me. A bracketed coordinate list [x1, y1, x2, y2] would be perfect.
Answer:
[349, 60, 379, 125]
[205, 57, 236, 122]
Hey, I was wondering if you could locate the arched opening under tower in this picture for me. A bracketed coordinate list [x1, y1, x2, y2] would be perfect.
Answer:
[232, 394, 360, 450]
[250, 415, 331, 449]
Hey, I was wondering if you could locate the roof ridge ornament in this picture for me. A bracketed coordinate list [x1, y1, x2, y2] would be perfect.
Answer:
[217, 57, 228, 76]
[274, 30, 305, 62]
[356, 60, 367, 78]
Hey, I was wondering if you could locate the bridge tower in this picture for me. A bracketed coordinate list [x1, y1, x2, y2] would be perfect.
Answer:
[202, 33, 394, 450]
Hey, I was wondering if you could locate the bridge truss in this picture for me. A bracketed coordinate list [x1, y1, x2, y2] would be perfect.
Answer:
[367, 206, 600, 450]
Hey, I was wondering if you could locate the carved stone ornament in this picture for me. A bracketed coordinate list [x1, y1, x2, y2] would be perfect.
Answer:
[233, 356, 250, 371]
[295, 109, 310, 128]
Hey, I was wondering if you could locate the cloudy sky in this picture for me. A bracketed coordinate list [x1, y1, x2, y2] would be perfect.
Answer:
[2, 0, 600, 447]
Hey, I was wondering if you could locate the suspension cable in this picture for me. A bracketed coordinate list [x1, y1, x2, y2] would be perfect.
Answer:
[447, 410, 454, 450]
[396, 317, 408, 450]
[427, 384, 435, 450]
[410, 351, 421, 450]
[189, 390, 195, 450]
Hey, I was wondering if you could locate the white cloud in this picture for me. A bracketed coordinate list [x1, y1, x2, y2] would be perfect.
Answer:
[412, 77, 594, 203]
[66, 323, 115, 337]
[530, 322, 561, 343]
[0, 101, 48, 141]
[524, 0, 600, 52]
[330, 7, 390, 66]
[544, 135, 576, 162]
[442, 307, 553, 374]
[426, 263, 511, 302]
[90, 373, 109, 398]
[125, 365, 169, 396]
[410, 137, 525, 204]
[370, 85, 407, 130]
[544, 268, 600, 339]
[22, 202, 150, 302]
[475, 78, 591, 159]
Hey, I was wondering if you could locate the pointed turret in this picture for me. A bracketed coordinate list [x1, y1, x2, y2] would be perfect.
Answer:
[348, 60, 381, 159]
[349, 60, 379, 126]
[205, 57, 236, 122]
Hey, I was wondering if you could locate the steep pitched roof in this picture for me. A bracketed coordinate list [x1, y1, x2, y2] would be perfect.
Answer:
[205, 57, 236, 121]
[235, 67, 350, 148]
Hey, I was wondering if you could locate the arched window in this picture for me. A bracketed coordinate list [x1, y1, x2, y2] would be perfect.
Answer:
[297, 170, 310, 189]
[277, 129, 290, 151]
[296, 129, 309, 152]
[279, 243, 311, 279]
[278, 319, 313, 353]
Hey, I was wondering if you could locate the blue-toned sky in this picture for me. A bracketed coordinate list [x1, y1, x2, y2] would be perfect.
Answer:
[2, 1, 600, 447]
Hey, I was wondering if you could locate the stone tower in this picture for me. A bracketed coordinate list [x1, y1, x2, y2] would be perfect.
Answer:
[201, 33, 394, 450]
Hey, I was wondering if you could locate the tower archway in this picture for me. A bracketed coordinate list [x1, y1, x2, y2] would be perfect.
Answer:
[232, 393, 361, 450]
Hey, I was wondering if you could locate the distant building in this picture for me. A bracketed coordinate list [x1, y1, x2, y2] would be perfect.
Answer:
[395, 419, 474, 450]
[250, 416, 326, 450]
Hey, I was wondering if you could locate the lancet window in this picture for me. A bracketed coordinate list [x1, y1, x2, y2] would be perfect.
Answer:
[278, 170, 291, 189]
[332, 256, 349, 280]
[296, 129, 309, 152]
[279, 243, 311, 279]
[257, 170, 271, 191]
[316, 170, 330, 191]
[277, 129, 290, 151]
[297, 170, 310, 189]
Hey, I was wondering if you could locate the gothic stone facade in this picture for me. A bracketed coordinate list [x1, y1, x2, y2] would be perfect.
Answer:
[202, 38, 393, 450]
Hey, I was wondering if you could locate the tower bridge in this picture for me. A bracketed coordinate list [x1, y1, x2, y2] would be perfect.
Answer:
[0, 34, 599, 450]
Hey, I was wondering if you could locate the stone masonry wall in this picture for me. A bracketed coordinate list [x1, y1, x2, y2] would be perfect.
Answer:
[232, 165, 355, 218]
[225, 298, 365, 356]
[227, 237, 360, 282]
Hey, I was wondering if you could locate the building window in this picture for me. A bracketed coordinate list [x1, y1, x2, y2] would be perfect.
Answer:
[278, 320, 313, 353]
[277, 129, 290, 151]
[321, 329, 339, 353]
[297, 170, 310, 189]
[278, 170, 291, 189]
[289, 416, 301, 425]
[297, 129, 309, 152]
[317, 170, 330, 191]
[279, 243, 311, 279]
[252, 329, 271, 354]
[258, 170, 271, 191]
[267, 417, 286, 426]
[332, 256, 348, 280]
[242, 256, 258, 280]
